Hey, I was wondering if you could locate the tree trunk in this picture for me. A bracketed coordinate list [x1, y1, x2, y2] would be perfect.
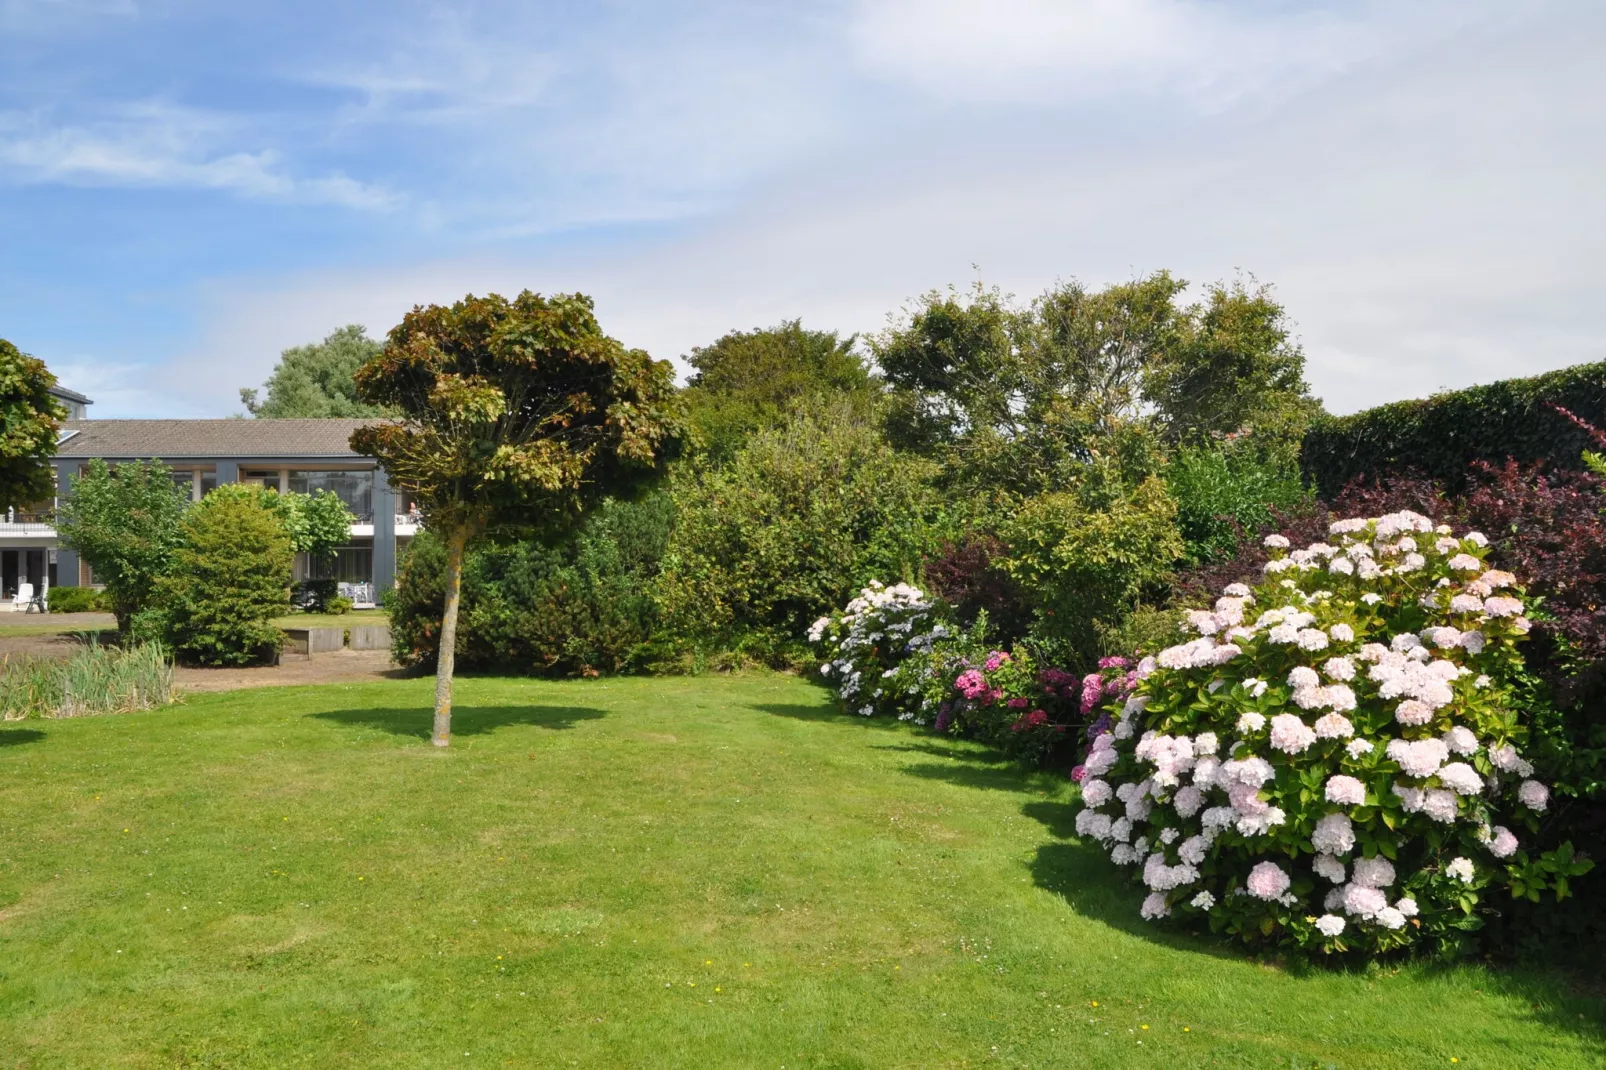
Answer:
[432, 526, 469, 748]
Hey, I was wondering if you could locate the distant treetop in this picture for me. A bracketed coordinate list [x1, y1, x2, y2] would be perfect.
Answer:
[240, 325, 392, 418]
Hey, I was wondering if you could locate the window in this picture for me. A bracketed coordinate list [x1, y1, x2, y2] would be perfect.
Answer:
[170, 471, 195, 497]
[288, 470, 373, 519]
[307, 546, 372, 584]
[200, 473, 218, 497]
[241, 470, 280, 490]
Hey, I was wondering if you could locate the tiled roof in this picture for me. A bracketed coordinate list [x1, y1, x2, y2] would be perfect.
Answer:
[56, 419, 382, 459]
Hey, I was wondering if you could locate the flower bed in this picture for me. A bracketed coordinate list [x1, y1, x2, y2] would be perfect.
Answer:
[1073, 510, 1591, 957]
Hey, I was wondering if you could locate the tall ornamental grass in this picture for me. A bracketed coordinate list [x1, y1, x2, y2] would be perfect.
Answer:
[0, 642, 174, 719]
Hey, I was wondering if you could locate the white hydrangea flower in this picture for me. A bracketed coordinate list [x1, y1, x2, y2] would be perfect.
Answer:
[1446, 857, 1476, 883]
[1316, 914, 1347, 937]
[1346, 738, 1375, 759]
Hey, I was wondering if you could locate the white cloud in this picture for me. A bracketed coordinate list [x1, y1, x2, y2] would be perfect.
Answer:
[0, 104, 400, 208]
[122, 1, 1604, 423]
[848, 0, 1510, 109]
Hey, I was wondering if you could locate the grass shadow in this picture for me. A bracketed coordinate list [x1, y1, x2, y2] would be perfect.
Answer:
[751, 702, 905, 730]
[311, 704, 606, 741]
[0, 727, 45, 747]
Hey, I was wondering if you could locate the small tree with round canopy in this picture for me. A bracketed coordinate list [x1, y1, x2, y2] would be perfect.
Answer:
[350, 291, 685, 747]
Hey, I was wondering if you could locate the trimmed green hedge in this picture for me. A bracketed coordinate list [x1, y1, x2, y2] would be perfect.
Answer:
[1301, 360, 1606, 498]
[47, 586, 110, 613]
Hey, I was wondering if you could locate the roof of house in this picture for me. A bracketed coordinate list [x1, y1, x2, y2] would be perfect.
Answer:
[49, 385, 92, 405]
[55, 419, 379, 460]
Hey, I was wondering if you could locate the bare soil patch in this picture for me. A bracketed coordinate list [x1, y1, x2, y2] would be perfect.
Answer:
[175, 648, 407, 693]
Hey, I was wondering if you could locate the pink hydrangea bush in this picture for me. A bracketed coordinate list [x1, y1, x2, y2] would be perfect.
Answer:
[941, 647, 1080, 762]
[1073, 511, 1591, 958]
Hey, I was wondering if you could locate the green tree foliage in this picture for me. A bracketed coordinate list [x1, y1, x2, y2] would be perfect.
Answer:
[683, 320, 873, 461]
[390, 493, 672, 675]
[240, 325, 390, 418]
[1143, 278, 1321, 457]
[1164, 444, 1311, 566]
[158, 491, 292, 666]
[351, 291, 685, 746]
[55, 459, 189, 634]
[874, 274, 1319, 495]
[655, 405, 944, 661]
[0, 338, 67, 510]
[1000, 476, 1184, 664]
[204, 483, 354, 557]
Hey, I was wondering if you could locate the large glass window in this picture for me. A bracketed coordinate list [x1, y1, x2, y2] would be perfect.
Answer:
[288, 470, 373, 519]
[307, 546, 373, 584]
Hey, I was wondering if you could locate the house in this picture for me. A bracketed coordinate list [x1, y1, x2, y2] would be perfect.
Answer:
[0, 386, 415, 607]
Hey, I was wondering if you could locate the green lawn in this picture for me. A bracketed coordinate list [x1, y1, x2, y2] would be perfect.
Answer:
[0, 674, 1600, 1068]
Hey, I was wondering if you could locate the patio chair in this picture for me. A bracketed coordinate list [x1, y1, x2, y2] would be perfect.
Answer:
[13, 582, 33, 613]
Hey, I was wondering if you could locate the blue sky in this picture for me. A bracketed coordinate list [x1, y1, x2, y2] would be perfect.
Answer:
[1, 0, 1601, 417]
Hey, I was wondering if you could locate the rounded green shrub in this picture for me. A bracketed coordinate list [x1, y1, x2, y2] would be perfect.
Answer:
[158, 490, 292, 666]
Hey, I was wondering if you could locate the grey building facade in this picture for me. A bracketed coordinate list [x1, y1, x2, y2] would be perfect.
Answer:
[0, 389, 413, 605]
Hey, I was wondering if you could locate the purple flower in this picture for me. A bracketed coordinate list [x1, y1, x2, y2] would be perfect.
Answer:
[1007, 696, 1030, 710]
[1079, 673, 1104, 715]
[934, 704, 953, 734]
[1097, 656, 1129, 670]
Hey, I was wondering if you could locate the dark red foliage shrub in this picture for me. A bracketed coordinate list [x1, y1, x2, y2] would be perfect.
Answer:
[923, 533, 1033, 641]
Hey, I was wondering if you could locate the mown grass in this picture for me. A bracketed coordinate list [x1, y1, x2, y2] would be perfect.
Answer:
[0, 673, 1600, 1068]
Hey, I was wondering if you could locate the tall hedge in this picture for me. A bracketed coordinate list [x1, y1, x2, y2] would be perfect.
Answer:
[1300, 360, 1606, 499]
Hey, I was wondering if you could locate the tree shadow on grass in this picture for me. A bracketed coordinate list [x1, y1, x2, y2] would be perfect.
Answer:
[751, 702, 905, 730]
[0, 727, 44, 748]
[311, 704, 605, 741]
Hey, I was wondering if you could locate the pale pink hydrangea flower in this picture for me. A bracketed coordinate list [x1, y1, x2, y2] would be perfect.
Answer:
[1140, 891, 1170, 919]
[1422, 789, 1459, 823]
[1288, 666, 1320, 690]
[1328, 623, 1355, 644]
[1352, 856, 1395, 887]
[1437, 762, 1483, 796]
[1314, 713, 1355, 739]
[1313, 854, 1347, 883]
[1269, 714, 1317, 754]
[1396, 897, 1419, 917]
[1387, 737, 1449, 778]
[1483, 595, 1524, 617]
[1236, 711, 1266, 733]
[1081, 779, 1113, 807]
[1346, 738, 1374, 759]
[1518, 780, 1550, 812]
[1448, 553, 1482, 571]
[1263, 534, 1290, 549]
[1246, 861, 1291, 900]
[1394, 700, 1433, 727]
[1322, 656, 1356, 682]
[1450, 594, 1485, 614]
[1442, 726, 1478, 756]
[1325, 775, 1366, 806]
[1343, 884, 1388, 917]
[1488, 826, 1519, 858]
[1312, 812, 1355, 855]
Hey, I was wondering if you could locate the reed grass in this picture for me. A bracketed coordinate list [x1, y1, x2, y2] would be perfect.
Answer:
[0, 640, 175, 719]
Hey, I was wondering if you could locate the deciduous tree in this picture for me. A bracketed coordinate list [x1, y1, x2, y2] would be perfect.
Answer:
[0, 338, 67, 511]
[351, 291, 684, 746]
[240, 325, 390, 418]
[55, 459, 189, 634]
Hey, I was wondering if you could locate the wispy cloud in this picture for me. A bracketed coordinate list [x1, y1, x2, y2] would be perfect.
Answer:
[0, 104, 400, 208]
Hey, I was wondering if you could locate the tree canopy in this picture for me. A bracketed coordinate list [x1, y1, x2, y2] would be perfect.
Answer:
[55, 459, 190, 634]
[873, 273, 1320, 496]
[240, 325, 390, 418]
[683, 320, 873, 461]
[0, 338, 67, 510]
[350, 290, 686, 745]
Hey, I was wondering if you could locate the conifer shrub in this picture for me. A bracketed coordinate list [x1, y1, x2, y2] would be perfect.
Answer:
[158, 491, 292, 666]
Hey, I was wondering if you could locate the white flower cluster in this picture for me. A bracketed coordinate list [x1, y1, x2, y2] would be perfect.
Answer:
[809, 582, 946, 720]
[1074, 511, 1550, 953]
